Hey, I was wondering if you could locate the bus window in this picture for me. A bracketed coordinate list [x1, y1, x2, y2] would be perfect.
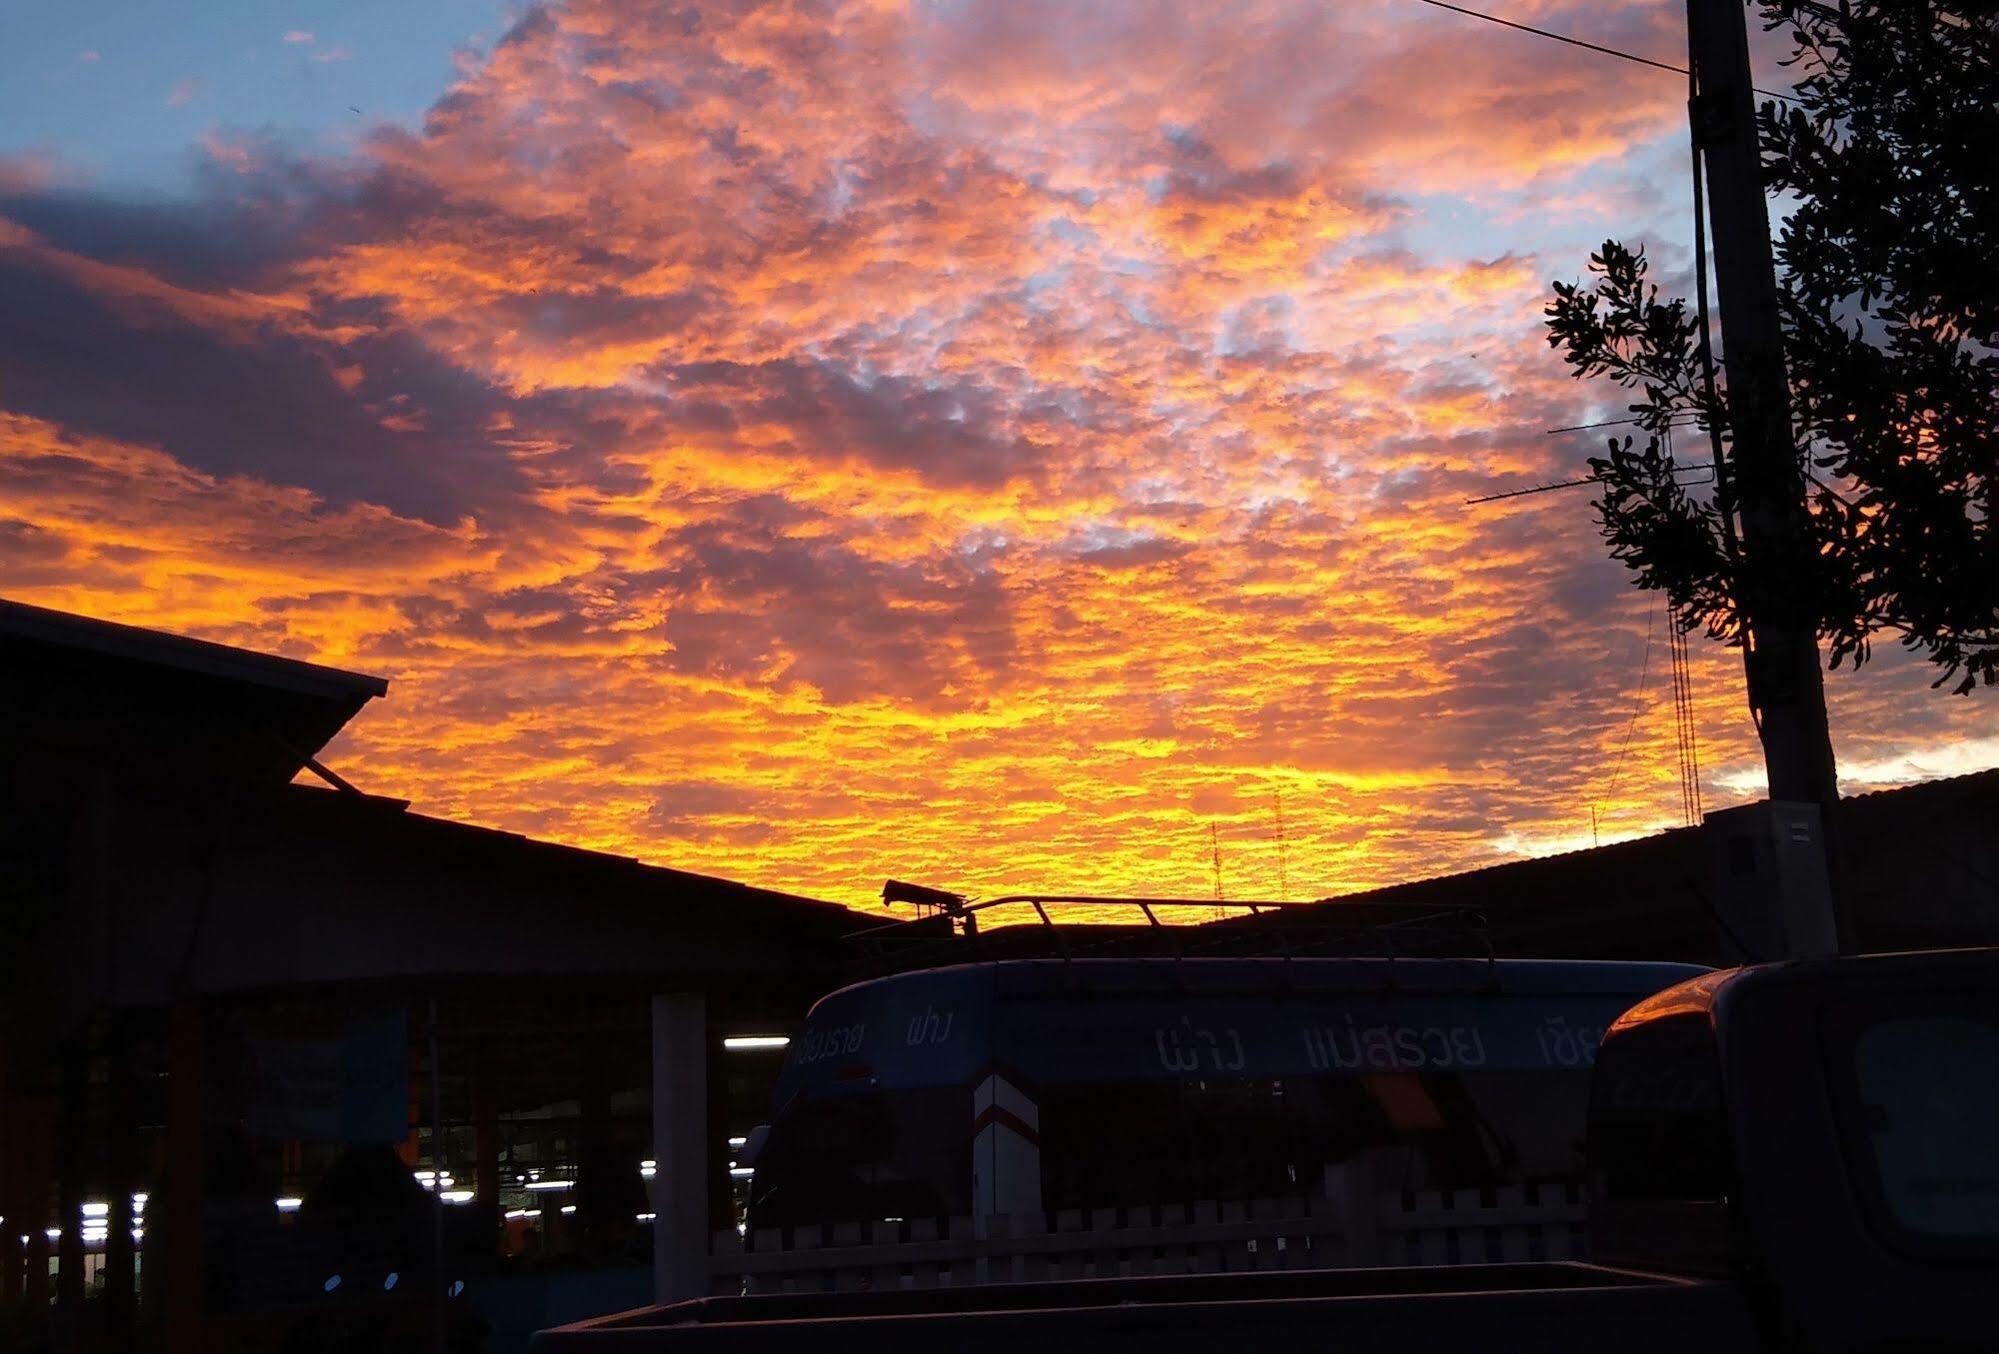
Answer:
[1039, 1080, 1188, 1209]
[1182, 1079, 1297, 1200]
[1039, 1068, 1597, 1213]
[745, 1087, 971, 1230]
[1299, 1070, 1592, 1195]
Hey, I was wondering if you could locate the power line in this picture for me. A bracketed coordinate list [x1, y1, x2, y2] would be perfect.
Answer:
[1465, 460, 1715, 506]
[1544, 415, 1702, 435]
[1414, 0, 1687, 76]
[1414, 0, 1799, 101]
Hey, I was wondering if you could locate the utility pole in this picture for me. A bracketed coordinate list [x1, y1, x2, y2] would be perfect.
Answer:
[1686, 0, 1844, 950]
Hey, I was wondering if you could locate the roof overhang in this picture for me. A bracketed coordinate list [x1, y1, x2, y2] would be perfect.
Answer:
[0, 597, 387, 787]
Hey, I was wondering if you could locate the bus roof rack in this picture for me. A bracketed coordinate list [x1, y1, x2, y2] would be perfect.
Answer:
[846, 883, 1496, 977]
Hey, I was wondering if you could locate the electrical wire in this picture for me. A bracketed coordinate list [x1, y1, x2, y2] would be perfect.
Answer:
[1544, 415, 1703, 435]
[1414, 0, 1688, 75]
[1465, 460, 1716, 506]
[1414, 0, 1800, 102]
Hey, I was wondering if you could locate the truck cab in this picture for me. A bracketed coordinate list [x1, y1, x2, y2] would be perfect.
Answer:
[1589, 947, 1999, 1350]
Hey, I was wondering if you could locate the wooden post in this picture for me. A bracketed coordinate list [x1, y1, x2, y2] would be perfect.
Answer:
[650, 995, 708, 1305]
[1685, 0, 1842, 950]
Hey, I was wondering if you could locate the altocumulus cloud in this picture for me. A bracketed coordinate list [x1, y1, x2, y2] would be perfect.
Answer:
[3, 0, 1990, 907]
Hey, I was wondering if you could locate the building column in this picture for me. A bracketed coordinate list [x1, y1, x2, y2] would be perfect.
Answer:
[0, 1040, 18, 1303]
[473, 1048, 501, 1256]
[9, 1092, 56, 1313]
[104, 1042, 137, 1325]
[650, 995, 707, 1306]
[163, 1000, 206, 1354]
[53, 1046, 85, 1312]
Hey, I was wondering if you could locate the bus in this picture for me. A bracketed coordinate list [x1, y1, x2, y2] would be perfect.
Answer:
[741, 950, 1708, 1251]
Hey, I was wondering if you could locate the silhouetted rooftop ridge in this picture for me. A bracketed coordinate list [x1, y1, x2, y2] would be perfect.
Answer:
[0, 596, 388, 701]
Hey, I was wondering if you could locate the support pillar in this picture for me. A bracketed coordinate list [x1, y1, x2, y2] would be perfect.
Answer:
[53, 1048, 85, 1312]
[25, 1214, 49, 1313]
[473, 1054, 500, 1257]
[0, 1052, 19, 1302]
[164, 1000, 205, 1354]
[16, 1094, 55, 1311]
[578, 1042, 610, 1258]
[105, 1028, 137, 1324]
[650, 995, 708, 1306]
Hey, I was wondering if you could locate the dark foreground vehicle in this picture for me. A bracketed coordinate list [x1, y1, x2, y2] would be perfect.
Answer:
[535, 948, 1998, 1353]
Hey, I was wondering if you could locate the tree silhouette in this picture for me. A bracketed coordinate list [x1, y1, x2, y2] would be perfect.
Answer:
[1546, 2, 1997, 693]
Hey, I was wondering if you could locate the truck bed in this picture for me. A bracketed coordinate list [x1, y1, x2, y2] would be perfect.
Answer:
[533, 1261, 1758, 1353]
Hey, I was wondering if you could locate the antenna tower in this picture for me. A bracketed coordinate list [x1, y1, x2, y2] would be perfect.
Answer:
[1209, 822, 1225, 919]
[1273, 787, 1290, 900]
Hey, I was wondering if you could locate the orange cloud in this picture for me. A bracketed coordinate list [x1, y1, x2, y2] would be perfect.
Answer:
[3, 0, 1988, 911]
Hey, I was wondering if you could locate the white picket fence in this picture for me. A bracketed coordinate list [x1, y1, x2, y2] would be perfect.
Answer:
[709, 1175, 1588, 1294]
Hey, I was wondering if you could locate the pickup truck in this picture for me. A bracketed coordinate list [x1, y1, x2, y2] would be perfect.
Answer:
[534, 948, 1999, 1353]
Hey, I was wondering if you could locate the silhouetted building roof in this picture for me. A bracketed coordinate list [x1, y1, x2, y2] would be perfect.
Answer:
[1252, 770, 1999, 963]
[0, 596, 386, 788]
[0, 597, 865, 1012]
[105, 782, 864, 1002]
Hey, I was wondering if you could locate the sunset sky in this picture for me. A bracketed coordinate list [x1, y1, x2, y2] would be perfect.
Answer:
[4, 0, 1993, 910]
